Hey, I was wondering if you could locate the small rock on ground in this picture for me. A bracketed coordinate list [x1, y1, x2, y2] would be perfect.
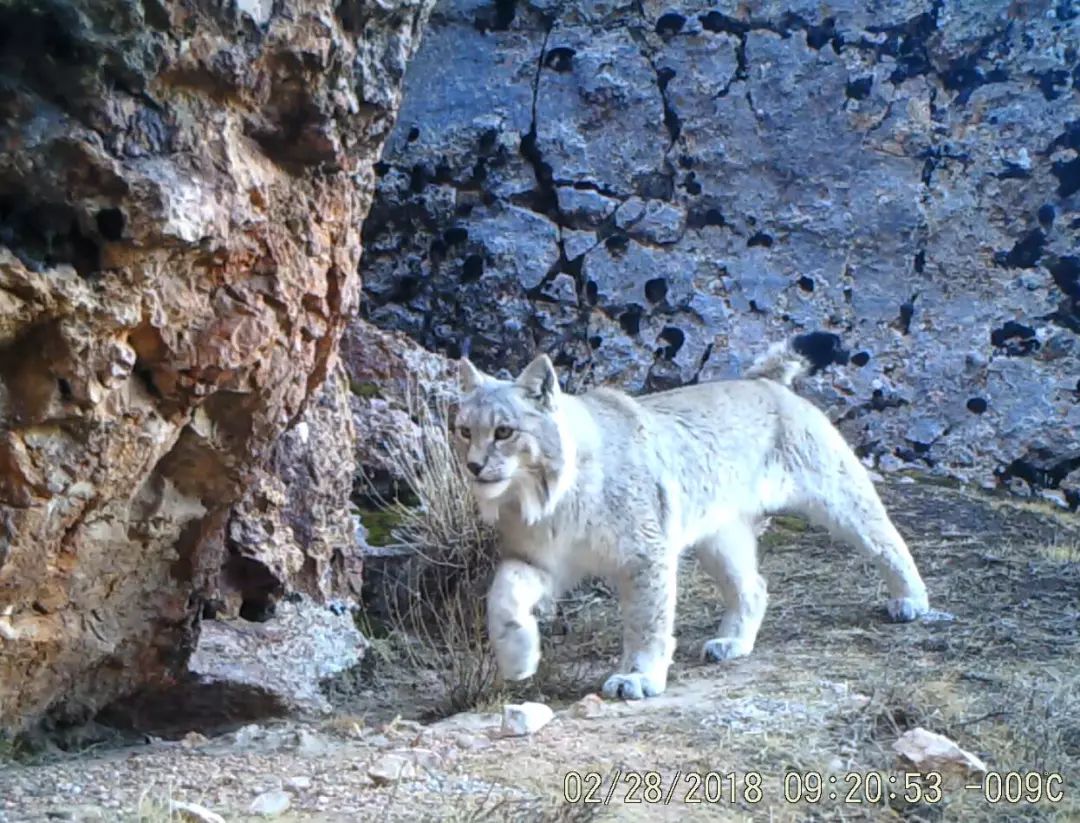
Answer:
[569, 694, 605, 719]
[894, 727, 989, 775]
[501, 702, 554, 736]
[248, 789, 292, 818]
[40, 806, 103, 821]
[368, 753, 417, 785]
[170, 800, 226, 823]
[180, 732, 209, 749]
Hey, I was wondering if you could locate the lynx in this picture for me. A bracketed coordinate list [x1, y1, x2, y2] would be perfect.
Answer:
[451, 342, 929, 699]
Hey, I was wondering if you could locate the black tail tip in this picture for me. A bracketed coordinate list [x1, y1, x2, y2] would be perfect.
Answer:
[791, 332, 849, 374]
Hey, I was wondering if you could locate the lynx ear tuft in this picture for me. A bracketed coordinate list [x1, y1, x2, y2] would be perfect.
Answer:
[459, 358, 485, 393]
[515, 354, 560, 408]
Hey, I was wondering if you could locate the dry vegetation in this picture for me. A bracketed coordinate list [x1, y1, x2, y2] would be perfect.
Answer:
[354, 381, 501, 716]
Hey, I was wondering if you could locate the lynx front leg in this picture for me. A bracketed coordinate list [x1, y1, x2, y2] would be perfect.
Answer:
[487, 559, 552, 681]
[602, 557, 677, 700]
[696, 523, 768, 662]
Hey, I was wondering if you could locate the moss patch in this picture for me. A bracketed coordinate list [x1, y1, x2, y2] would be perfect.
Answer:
[349, 379, 383, 399]
[770, 514, 809, 532]
[896, 468, 964, 489]
[354, 506, 405, 547]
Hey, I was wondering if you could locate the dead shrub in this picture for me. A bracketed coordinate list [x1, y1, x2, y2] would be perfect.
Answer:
[359, 377, 502, 715]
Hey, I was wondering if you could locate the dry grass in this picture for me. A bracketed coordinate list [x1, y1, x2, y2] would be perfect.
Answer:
[355, 379, 502, 717]
[131, 782, 176, 822]
[1037, 537, 1080, 564]
[0, 736, 28, 765]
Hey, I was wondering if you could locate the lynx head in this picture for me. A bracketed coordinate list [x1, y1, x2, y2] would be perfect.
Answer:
[452, 354, 576, 524]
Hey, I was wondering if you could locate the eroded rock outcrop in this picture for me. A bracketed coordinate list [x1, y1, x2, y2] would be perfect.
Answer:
[341, 320, 457, 492]
[360, 0, 1080, 506]
[224, 361, 361, 619]
[0, 0, 433, 733]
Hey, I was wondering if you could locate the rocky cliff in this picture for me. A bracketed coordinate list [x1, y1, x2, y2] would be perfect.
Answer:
[360, 0, 1080, 506]
[0, 0, 432, 733]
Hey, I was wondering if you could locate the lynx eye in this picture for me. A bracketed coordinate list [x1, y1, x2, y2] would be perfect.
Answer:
[493, 426, 514, 441]
[457, 425, 472, 440]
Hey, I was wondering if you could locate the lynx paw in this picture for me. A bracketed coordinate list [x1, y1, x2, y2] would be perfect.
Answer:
[497, 656, 538, 681]
[701, 637, 753, 662]
[885, 596, 929, 623]
[601, 671, 665, 700]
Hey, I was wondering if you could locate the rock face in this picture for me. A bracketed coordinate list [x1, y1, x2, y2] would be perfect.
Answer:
[340, 320, 457, 494]
[0, 0, 433, 733]
[359, 0, 1080, 506]
[188, 595, 365, 716]
[225, 361, 361, 618]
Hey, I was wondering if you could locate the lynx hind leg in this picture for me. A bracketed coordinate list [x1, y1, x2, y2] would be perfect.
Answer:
[792, 426, 929, 622]
[487, 559, 552, 681]
[696, 522, 768, 662]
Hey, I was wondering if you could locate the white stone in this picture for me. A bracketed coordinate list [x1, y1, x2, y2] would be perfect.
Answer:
[232, 724, 262, 746]
[294, 728, 329, 756]
[180, 731, 208, 748]
[390, 747, 440, 770]
[236, 0, 273, 24]
[295, 421, 310, 444]
[248, 790, 292, 818]
[453, 733, 492, 750]
[170, 800, 226, 823]
[500, 702, 554, 736]
[426, 711, 501, 734]
[894, 728, 988, 775]
[368, 754, 417, 785]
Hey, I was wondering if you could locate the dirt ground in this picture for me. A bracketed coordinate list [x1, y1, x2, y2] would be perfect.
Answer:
[2, 479, 1078, 822]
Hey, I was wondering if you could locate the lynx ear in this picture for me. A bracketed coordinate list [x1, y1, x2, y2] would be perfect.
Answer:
[516, 354, 560, 407]
[459, 358, 485, 393]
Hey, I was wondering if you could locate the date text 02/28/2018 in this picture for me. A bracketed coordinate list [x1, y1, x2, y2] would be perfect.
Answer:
[562, 771, 764, 805]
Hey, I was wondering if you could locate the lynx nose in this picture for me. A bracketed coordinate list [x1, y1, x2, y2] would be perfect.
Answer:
[467, 461, 483, 477]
